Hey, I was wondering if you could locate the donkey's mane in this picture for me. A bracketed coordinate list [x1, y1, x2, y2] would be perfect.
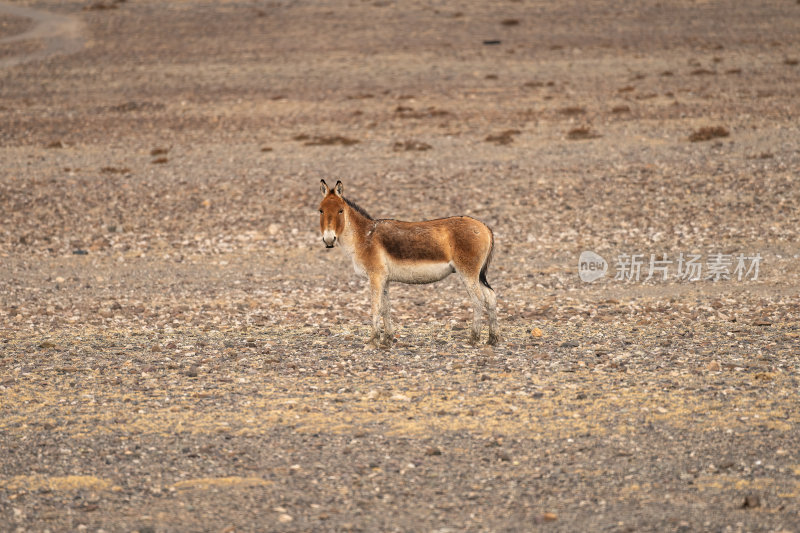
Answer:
[344, 196, 373, 220]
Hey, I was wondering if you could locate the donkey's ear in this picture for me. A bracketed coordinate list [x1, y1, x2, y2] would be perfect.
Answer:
[334, 180, 343, 197]
[320, 179, 329, 196]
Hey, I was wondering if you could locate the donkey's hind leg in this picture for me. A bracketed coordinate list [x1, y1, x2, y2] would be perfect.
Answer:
[482, 285, 499, 345]
[462, 280, 485, 345]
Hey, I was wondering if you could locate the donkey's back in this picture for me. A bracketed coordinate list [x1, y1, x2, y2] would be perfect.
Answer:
[371, 216, 492, 268]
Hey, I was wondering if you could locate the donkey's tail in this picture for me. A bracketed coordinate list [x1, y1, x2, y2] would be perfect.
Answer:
[479, 229, 494, 291]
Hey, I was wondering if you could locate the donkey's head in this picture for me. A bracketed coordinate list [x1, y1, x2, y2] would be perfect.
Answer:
[318, 179, 346, 248]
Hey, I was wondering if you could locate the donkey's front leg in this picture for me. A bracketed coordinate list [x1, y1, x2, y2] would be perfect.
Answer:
[379, 284, 393, 347]
[368, 275, 386, 347]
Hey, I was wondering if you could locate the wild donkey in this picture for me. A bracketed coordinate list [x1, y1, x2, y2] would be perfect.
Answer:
[318, 179, 499, 347]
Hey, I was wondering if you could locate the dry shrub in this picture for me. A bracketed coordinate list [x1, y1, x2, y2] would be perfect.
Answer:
[83, 2, 118, 11]
[485, 130, 521, 145]
[558, 106, 585, 116]
[304, 135, 359, 146]
[566, 127, 601, 140]
[501, 19, 520, 26]
[395, 106, 451, 119]
[688, 126, 729, 142]
[611, 105, 630, 114]
[393, 141, 432, 152]
[108, 101, 164, 113]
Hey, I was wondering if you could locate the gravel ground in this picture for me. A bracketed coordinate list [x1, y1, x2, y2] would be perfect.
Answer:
[1, 1, 799, 531]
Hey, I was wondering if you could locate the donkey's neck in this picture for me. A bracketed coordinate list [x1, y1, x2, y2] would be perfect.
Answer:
[339, 203, 373, 256]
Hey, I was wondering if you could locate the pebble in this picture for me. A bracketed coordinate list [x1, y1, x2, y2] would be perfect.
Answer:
[742, 493, 761, 508]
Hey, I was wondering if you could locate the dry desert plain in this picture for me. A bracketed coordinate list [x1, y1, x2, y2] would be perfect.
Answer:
[1, 0, 800, 531]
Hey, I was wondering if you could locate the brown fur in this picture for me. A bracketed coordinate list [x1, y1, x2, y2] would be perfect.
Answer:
[318, 179, 499, 347]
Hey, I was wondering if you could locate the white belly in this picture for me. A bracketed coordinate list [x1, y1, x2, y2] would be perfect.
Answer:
[387, 260, 455, 285]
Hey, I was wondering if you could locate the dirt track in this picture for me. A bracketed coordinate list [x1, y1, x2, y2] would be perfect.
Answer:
[1, 1, 800, 531]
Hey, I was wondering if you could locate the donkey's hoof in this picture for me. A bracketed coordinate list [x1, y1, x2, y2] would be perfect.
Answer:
[469, 333, 481, 346]
[367, 335, 381, 348]
[379, 336, 393, 349]
[487, 333, 500, 346]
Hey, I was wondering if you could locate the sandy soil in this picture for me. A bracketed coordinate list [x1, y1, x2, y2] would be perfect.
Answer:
[1, 1, 799, 531]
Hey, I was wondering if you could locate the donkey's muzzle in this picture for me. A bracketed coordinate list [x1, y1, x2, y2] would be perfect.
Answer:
[322, 234, 336, 248]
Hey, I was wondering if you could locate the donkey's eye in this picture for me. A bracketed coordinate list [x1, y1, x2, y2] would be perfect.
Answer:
[338, 209, 343, 214]
[318, 209, 323, 213]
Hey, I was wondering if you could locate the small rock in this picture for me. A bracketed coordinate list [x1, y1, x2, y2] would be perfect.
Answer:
[706, 361, 721, 371]
[278, 513, 293, 523]
[268, 223, 280, 236]
[542, 512, 557, 522]
[530, 327, 544, 338]
[425, 446, 442, 456]
[560, 340, 579, 348]
[366, 389, 380, 400]
[742, 493, 761, 508]
[185, 366, 199, 377]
